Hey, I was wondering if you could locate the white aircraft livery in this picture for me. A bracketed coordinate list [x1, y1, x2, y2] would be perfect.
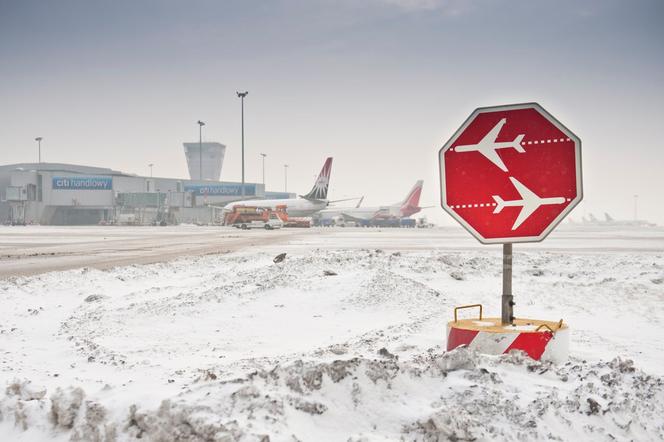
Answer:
[455, 118, 525, 172]
[317, 180, 425, 222]
[223, 157, 333, 217]
[493, 177, 566, 230]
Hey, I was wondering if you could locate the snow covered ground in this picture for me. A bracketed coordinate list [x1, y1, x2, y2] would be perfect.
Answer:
[1, 226, 663, 441]
[0, 225, 309, 277]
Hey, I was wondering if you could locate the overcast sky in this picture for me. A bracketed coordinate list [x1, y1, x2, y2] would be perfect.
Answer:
[1, 0, 663, 224]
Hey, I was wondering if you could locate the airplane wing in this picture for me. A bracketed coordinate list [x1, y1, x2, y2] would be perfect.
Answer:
[327, 197, 362, 204]
[339, 212, 373, 222]
[512, 203, 539, 230]
[509, 177, 540, 230]
[481, 147, 508, 172]
[510, 177, 539, 201]
[479, 118, 507, 145]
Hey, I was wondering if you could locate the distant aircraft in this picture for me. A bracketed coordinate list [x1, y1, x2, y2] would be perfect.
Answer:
[454, 118, 525, 172]
[223, 157, 335, 217]
[317, 180, 425, 223]
[576, 212, 657, 227]
[493, 177, 566, 230]
[602, 212, 656, 226]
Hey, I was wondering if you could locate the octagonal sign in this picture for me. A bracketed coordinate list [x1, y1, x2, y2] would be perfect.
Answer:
[439, 103, 582, 244]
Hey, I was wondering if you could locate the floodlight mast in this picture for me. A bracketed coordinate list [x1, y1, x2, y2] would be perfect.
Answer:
[284, 164, 288, 192]
[197, 121, 205, 180]
[236, 91, 248, 197]
[260, 153, 267, 186]
[35, 137, 43, 163]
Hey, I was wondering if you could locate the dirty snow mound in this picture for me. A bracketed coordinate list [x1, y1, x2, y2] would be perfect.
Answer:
[2, 349, 663, 441]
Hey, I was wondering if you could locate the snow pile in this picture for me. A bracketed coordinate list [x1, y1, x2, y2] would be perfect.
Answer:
[1, 246, 663, 440]
[2, 349, 663, 441]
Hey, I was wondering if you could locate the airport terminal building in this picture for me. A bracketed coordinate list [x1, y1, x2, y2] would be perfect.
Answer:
[0, 142, 293, 225]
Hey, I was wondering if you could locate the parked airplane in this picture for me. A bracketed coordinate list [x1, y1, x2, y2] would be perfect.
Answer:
[454, 118, 525, 172]
[317, 180, 425, 223]
[571, 212, 657, 227]
[493, 177, 566, 230]
[223, 157, 334, 217]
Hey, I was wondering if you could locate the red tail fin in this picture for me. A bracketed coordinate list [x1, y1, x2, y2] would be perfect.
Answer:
[399, 180, 423, 217]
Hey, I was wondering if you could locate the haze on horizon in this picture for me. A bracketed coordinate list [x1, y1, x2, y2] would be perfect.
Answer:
[1, 0, 663, 225]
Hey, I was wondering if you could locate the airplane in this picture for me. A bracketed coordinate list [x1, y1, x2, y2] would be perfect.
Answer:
[576, 212, 657, 227]
[316, 180, 425, 223]
[600, 212, 656, 226]
[223, 157, 335, 217]
[454, 118, 525, 172]
[493, 177, 566, 230]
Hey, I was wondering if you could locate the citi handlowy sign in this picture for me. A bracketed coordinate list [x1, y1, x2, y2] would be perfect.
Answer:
[52, 176, 113, 190]
[183, 184, 256, 196]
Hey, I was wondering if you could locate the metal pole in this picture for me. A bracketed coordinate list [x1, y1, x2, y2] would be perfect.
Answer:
[261, 153, 266, 186]
[501, 243, 514, 325]
[149, 163, 154, 177]
[241, 96, 245, 197]
[197, 120, 205, 181]
[35, 137, 42, 163]
[199, 125, 202, 180]
[237, 91, 248, 197]
[284, 164, 288, 192]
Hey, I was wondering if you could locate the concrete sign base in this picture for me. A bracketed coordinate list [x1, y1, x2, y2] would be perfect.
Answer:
[447, 317, 569, 364]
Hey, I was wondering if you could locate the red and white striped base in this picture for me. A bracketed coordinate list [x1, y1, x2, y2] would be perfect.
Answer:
[446, 318, 569, 363]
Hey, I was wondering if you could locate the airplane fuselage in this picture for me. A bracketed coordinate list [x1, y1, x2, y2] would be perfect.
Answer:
[223, 198, 327, 217]
[317, 206, 382, 221]
[318, 204, 423, 221]
[498, 196, 566, 210]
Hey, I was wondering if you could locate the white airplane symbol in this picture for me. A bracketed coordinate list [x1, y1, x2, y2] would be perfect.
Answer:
[454, 118, 525, 172]
[493, 177, 566, 230]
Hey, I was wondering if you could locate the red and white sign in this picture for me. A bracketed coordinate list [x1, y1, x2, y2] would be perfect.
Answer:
[446, 324, 569, 363]
[439, 103, 582, 243]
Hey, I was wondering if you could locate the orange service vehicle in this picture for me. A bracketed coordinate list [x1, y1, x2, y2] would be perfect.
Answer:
[275, 205, 311, 228]
[224, 205, 311, 228]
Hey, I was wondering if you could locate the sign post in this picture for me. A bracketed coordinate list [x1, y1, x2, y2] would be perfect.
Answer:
[501, 243, 513, 325]
[439, 102, 582, 362]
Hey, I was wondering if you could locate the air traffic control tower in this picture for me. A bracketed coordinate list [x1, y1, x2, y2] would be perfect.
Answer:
[183, 142, 226, 181]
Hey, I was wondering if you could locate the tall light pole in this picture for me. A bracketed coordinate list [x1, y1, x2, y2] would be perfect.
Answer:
[197, 120, 205, 180]
[236, 91, 248, 197]
[148, 163, 154, 178]
[260, 153, 267, 186]
[35, 137, 43, 163]
[284, 164, 288, 192]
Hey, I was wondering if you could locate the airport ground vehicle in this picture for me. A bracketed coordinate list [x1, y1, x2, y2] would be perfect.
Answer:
[372, 218, 401, 228]
[271, 205, 311, 228]
[237, 213, 283, 230]
[223, 205, 288, 230]
[225, 206, 276, 229]
[282, 217, 311, 228]
[400, 218, 416, 228]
